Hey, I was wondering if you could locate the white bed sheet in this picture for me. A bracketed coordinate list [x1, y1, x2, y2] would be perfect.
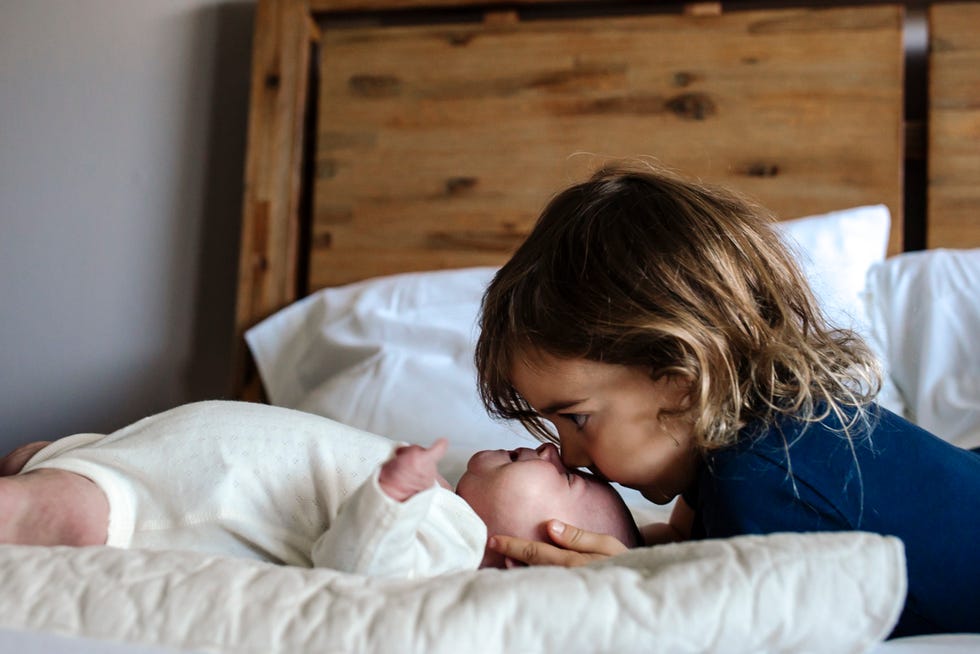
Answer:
[0, 629, 195, 654]
[4, 629, 977, 654]
[870, 635, 980, 653]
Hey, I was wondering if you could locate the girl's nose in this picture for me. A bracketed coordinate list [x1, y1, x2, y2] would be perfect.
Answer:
[536, 442, 572, 474]
[511, 447, 537, 461]
[559, 435, 592, 469]
[535, 443, 558, 459]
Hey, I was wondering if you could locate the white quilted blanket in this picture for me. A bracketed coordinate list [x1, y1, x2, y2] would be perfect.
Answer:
[0, 531, 904, 654]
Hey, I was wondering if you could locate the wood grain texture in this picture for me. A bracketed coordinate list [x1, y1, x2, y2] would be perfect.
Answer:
[308, 5, 905, 289]
[308, 0, 655, 11]
[233, 0, 319, 399]
[928, 2, 980, 249]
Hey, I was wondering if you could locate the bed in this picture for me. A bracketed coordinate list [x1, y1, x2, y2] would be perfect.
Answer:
[2, 1, 979, 652]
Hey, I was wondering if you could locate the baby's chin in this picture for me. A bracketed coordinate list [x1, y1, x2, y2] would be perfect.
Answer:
[480, 548, 506, 569]
[479, 548, 530, 570]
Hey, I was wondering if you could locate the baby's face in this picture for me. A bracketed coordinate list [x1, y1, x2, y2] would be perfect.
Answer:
[456, 443, 634, 567]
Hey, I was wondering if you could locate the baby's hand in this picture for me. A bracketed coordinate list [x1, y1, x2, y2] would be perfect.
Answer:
[0, 440, 51, 476]
[378, 438, 449, 502]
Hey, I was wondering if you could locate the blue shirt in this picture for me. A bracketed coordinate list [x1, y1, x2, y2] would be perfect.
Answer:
[684, 405, 980, 637]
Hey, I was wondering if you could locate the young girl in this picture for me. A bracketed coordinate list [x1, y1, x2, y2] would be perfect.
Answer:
[474, 162, 980, 637]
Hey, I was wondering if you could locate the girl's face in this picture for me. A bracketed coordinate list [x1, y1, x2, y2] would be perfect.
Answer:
[509, 351, 698, 504]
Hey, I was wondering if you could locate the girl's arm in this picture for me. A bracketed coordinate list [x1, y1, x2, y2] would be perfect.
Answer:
[641, 496, 694, 545]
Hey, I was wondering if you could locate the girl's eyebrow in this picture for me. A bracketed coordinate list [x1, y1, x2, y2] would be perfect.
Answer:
[538, 399, 585, 415]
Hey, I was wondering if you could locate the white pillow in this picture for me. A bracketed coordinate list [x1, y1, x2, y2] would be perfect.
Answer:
[775, 204, 892, 338]
[776, 205, 905, 414]
[245, 267, 542, 492]
[863, 248, 980, 449]
[246, 206, 893, 521]
[0, 532, 906, 654]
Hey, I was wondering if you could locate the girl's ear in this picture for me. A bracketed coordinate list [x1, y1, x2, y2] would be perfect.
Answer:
[670, 375, 697, 411]
[648, 373, 695, 409]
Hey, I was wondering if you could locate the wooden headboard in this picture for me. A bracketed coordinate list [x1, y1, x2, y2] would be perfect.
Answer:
[232, 0, 980, 399]
[929, 1, 980, 249]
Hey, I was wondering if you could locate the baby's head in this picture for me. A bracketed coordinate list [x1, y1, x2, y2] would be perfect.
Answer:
[456, 443, 641, 568]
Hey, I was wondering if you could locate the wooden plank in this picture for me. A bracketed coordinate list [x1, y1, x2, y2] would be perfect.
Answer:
[308, 0, 640, 11]
[232, 0, 320, 399]
[308, 5, 905, 289]
[305, 0, 892, 13]
[928, 2, 980, 249]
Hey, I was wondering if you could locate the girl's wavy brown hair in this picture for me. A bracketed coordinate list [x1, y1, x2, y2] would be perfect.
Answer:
[476, 162, 882, 451]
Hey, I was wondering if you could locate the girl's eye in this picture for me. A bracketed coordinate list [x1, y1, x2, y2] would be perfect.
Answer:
[561, 413, 588, 429]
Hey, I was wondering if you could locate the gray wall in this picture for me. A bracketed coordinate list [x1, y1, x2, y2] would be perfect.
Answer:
[0, 1, 254, 451]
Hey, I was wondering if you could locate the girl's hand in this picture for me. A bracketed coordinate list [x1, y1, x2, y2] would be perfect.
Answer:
[378, 438, 450, 502]
[488, 519, 628, 567]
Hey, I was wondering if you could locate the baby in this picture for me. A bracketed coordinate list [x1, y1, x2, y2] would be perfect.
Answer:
[0, 401, 639, 578]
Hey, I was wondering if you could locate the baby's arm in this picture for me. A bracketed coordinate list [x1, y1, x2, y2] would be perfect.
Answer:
[311, 437, 484, 577]
[377, 438, 451, 501]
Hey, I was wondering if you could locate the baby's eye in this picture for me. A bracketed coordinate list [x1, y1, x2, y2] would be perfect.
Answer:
[560, 413, 588, 429]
